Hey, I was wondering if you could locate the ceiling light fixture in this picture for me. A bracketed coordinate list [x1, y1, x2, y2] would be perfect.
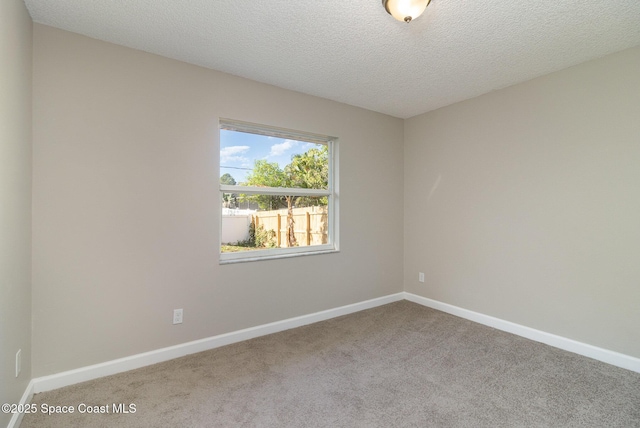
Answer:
[382, 0, 431, 23]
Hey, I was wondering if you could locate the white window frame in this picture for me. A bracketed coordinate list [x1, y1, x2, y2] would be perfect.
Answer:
[219, 119, 339, 264]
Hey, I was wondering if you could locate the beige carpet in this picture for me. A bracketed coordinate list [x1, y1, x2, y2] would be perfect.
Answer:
[22, 301, 640, 427]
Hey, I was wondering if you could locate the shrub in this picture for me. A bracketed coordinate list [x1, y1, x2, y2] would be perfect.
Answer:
[255, 225, 277, 248]
[235, 221, 276, 248]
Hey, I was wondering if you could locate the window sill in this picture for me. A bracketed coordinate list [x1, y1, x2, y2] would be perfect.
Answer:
[219, 247, 339, 264]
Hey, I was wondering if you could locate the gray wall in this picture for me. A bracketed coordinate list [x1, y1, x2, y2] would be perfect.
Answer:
[31, 25, 405, 377]
[404, 46, 640, 358]
[0, 0, 33, 425]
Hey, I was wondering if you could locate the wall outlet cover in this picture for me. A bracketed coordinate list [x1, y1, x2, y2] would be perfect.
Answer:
[173, 309, 183, 324]
[16, 349, 21, 377]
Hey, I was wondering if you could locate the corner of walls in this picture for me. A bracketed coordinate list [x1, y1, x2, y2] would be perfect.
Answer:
[0, 0, 33, 427]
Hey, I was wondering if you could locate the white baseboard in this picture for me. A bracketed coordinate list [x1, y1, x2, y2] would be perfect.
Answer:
[32, 293, 405, 394]
[7, 379, 35, 428]
[403, 292, 640, 373]
[20, 290, 638, 415]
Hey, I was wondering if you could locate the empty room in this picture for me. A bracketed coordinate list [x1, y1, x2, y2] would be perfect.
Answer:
[2, 0, 640, 427]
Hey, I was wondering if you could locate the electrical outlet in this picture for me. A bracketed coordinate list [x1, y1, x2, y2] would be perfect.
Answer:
[173, 309, 183, 325]
[418, 272, 425, 283]
[16, 349, 21, 378]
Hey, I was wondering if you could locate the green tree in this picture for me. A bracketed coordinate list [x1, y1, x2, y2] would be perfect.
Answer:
[220, 173, 236, 185]
[240, 160, 288, 210]
[242, 146, 328, 247]
[285, 145, 329, 206]
[220, 173, 238, 208]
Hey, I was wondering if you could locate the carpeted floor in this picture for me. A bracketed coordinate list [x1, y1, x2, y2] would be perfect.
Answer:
[21, 301, 640, 427]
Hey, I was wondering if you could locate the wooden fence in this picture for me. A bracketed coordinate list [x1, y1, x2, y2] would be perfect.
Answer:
[253, 206, 328, 247]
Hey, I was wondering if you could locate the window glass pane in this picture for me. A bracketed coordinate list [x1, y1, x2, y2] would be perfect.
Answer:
[221, 197, 329, 253]
[219, 120, 337, 262]
[220, 130, 328, 191]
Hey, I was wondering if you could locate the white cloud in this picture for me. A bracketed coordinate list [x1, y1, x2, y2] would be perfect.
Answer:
[220, 146, 250, 164]
[269, 139, 298, 157]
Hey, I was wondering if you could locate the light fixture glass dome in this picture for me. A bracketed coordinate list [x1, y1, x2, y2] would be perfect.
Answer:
[382, 0, 431, 23]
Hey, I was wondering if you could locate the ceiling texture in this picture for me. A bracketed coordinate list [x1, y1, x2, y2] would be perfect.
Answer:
[24, 0, 640, 118]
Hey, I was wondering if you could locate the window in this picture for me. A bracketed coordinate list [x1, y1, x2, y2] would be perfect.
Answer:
[219, 119, 338, 263]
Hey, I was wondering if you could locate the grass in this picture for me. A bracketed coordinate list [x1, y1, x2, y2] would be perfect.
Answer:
[221, 245, 257, 253]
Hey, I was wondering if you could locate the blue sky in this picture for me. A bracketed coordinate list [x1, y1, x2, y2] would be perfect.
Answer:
[220, 130, 318, 184]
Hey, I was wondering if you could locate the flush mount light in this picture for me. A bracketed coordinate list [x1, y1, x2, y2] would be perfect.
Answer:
[382, 0, 431, 23]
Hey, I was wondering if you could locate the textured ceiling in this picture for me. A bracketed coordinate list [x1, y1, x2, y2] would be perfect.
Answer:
[24, 0, 640, 118]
